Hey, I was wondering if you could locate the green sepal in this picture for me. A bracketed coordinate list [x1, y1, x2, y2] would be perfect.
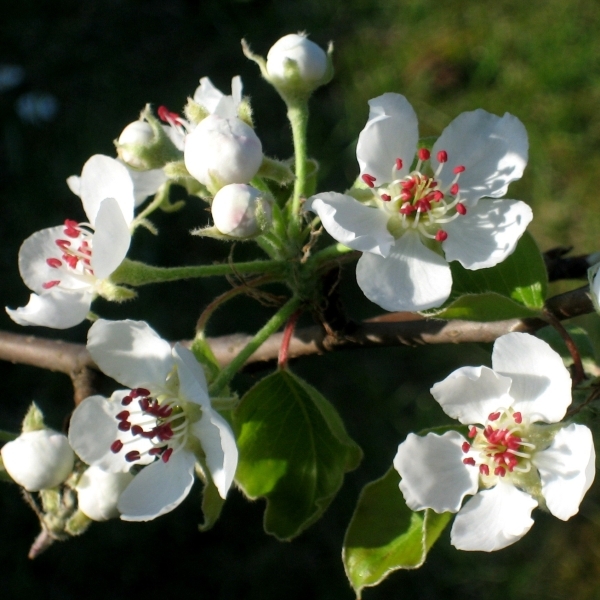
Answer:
[343, 468, 451, 597]
[184, 97, 210, 125]
[22, 402, 46, 433]
[190, 336, 221, 386]
[234, 370, 362, 540]
[64, 509, 92, 536]
[163, 161, 210, 197]
[95, 280, 137, 302]
[257, 156, 295, 185]
[195, 460, 225, 532]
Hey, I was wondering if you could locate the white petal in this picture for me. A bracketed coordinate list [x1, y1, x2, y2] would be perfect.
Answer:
[534, 424, 596, 521]
[172, 343, 210, 407]
[393, 431, 478, 513]
[76, 466, 134, 521]
[66, 175, 81, 196]
[90, 198, 131, 279]
[193, 76, 224, 112]
[87, 319, 174, 390]
[305, 192, 393, 256]
[431, 365, 513, 425]
[356, 93, 418, 184]
[192, 406, 238, 498]
[125, 165, 167, 207]
[589, 263, 600, 314]
[356, 231, 452, 311]
[79, 155, 135, 226]
[442, 199, 533, 270]
[451, 481, 537, 551]
[69, 391, 155, 473]
[492, 333, 572, 423]
[432, 110, 528, 206]
[6, 290, 92, 329]
[118, 450, 196, 521]
[18, 226, 89, 293]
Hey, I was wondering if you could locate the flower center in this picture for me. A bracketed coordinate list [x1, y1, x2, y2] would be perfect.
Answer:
[109, 387, 189, 465]
[361, 149, 467, 242]
[43, 219, 95, 290]
[461, 409, 536, 482]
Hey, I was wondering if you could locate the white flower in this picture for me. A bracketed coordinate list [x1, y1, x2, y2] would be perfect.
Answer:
[393, 332, 596, 552]
[184, 114, 263, 189]
[306, 94, 532, 312]
[6, 156, 133, 329]
[68, 319, 238, 521]
[193, 76, 243, 120]
[1, 429, 75, 491]
[76, 466, 133, 521]
[211, 183, 272, 238]
[267, 33, 328, 83]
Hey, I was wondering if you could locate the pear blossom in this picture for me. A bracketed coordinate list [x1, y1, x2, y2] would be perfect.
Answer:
[1, 429, 74, 491]
[394, 332, 596, 552]
[306, 93, 532, 312]
[76, 466, 134, 521]
[193, 76, 243, 120]
[6, 158, 134, 328]
[211, 183, 272, 238]
[267, 33, 328, 83]
[68, 319, 238, 521]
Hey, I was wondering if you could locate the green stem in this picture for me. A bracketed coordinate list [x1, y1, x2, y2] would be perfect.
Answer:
[287, 102, 310, 240]
[305, 243, 356, 269]
[208, 296, 303, 396]
[110, 258, 286, 287]
[131, 180, 171, 229]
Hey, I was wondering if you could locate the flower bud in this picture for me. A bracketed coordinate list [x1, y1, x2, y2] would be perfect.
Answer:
[76, 466, 133, 521]
[1, 430, 74, 491]
[211, 183, 272, 238]
[267, 33, 327, 84]
[117, 121, 154, 168]
[184, 115, 263, 191]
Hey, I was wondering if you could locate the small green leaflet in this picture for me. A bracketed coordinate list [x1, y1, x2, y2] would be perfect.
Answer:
[233, 370, 362, 540]
[430, 231, 547, 321]
[343, 468, 451, 598]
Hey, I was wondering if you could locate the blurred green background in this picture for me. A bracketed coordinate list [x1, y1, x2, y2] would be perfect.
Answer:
[2, 0, 600, 598]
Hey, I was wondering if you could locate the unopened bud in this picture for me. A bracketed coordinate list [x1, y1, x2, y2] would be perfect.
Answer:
[184, 115, 263, 191]
[212, 184, 272, 238]
[267, 33, 328, 84]
[76, 466, 133, 521]
[1, 430, 74, 491]
[117, 121, 154, 168]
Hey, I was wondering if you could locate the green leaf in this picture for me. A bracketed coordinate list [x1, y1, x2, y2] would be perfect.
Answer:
[233, 370, 362, 540]
[343, 468, 451, 598]
[430, 231, 547, 320]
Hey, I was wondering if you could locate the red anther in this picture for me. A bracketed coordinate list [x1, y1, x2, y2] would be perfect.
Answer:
[141, 429, 156, 439]
[64, 254, 79, 269]
[463, 457, 476, 466]
[435, 230, 448, 242]
[401, 179, 415, 190]
[456, 203, 467, 215]
[158, 405, 173, 418]
[479, 464, 490, 476]
[417, 148, 430, 161]
[381, 193, 391, 202]
[132, 388, 150, 398]
[121, 395, 133, 406]
[395, 158, 403, 171]
[110, 440, 123, 453]
[131, 425, 143, 436]
[64, 219, 79, 228]
[361, 173, 376, 188]
[118, 421, 132, 432]
[42, 280, 60, 289]
[139, 398, 150, 412]
[461, 442, 471, 453]
[430, 181, 438, 188]
[431, 190, 444, 201]
[488, 412, 501, 421]
[436, 150, 448, 163]
[125, 450, 141, 462]
[513, 412, 522, 424]
[149, 447, 163, 456]
[157, 105, 181, 124]
[453, 165, 466, 174]
[116, 411, 130, 421]
[468, 426, 478, 438]
[450, 183, 459, 196]
[494, 466, 506, 477]
[46, 258, 62, 268]
[400, 204, 416, 215]
[400, 191, 412, 201]
[56, 239, 71, 249]
[416, 199, 431, 212]
[162, 448, 173, 463]
[63, 226, 80, 239]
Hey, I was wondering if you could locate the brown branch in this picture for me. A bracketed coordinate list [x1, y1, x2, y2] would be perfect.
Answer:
[0, 285, 593, 382]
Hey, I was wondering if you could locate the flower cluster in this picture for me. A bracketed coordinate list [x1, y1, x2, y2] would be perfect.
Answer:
[394, 333, 595, 551]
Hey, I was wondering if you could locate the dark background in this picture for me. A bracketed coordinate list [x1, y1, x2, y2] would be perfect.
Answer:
[2, 1, 600, 598]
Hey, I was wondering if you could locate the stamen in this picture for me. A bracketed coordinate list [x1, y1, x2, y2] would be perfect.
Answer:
[488, 412, 501, 421]
[42, 280, 60, 289]
[463, 457, 476, 466]
[118, 421, 131, 432]
[494, 466, 506, 477]
[361, 173, 376, 188]
[436, 150, 448, 163]
[46, 258, 62, 268]
[461, 442, 470, 453]
[116, 411, 130, 421]
[162, 448, 173, 463]
[435, 230, 448, 242]
[456, 203, 467, 215]
[121, 395, 133, 406]
[125, 450, 141, 462]
[395, 158, 403, 171]
[453, 165, 466, 174]
[468, 426, 478, 438]
[450, 183, 459, 196]
[513, 412, 522, 424]
[381, 193, 391, 202]
[417, 148, 430, 161]
[110, 440, 123, 453]
[479, 464, 489, 476]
